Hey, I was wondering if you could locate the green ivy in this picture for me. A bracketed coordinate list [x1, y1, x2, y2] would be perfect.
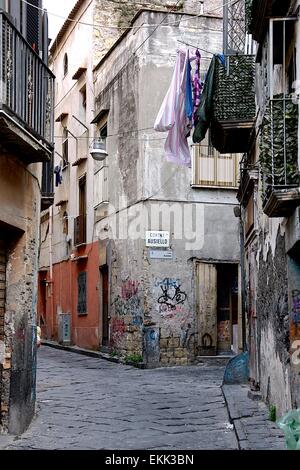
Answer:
[260, 95, 299, 191]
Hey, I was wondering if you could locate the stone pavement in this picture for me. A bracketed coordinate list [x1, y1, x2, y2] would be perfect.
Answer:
[0, 347, 286, 450]
[223, 385, 285, 450]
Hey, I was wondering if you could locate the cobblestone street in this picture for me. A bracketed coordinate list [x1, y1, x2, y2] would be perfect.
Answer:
[2, 347, 285, 450]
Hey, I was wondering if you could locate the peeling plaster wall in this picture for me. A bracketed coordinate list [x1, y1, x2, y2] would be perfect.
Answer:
[246, 9, 300, 414]
[0, 155, 41, 435]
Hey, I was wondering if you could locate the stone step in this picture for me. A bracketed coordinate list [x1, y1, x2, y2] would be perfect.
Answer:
[196, 355, 234, 366]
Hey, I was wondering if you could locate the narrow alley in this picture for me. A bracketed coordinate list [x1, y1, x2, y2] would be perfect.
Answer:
[3, 347, 285, 450]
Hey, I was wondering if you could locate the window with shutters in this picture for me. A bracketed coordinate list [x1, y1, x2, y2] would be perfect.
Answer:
[77, 272, 87, 315]
[63, 53, 68, 77]
[192, 132, 240, 188]
[26, 0, 40, 52]
[62, 127, 68, 167]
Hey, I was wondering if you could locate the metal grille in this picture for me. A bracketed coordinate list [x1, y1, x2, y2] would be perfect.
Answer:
[0, 11, 54, 146]
[77, 272, 87, 315]
[224, 0, 246, 55]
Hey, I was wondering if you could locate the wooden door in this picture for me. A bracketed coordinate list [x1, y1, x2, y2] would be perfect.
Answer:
[196, 263, 217, 356]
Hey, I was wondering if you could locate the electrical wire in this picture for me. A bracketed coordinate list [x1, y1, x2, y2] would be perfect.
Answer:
[20, 0, 236, 31]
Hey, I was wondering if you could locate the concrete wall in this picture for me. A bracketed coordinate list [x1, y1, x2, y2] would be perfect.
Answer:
[94, 10, 241, 365]
[0, 154, 41, 435]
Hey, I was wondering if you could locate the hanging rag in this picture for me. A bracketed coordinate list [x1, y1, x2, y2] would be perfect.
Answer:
[192, 49, 202, 126]
[54, 164, 62, 187]
[193, 54, 224, 143]
[154, 49, 192, 167]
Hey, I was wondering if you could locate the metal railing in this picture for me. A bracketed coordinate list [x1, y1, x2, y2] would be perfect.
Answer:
[74, 214, 86, 246]
[0, 10, 54, 148]
[192, 144, 240, 188]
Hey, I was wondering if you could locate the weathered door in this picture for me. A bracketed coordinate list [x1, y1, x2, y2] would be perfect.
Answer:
[196, 263, 217, 355]
[101, 266, 109, 347]
[0, 240, 6, 425]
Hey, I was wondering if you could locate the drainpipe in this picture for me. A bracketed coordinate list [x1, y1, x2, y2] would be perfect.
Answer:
[49, 204, 54, 338]
[239, 207, 247, 352]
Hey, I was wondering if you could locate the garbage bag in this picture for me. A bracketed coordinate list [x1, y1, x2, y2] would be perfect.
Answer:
[277, 409, 300, 450]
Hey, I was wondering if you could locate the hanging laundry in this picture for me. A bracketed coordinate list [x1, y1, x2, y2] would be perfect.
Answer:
[193, 54, 224, 144]
[185, 49, 193, 133]
[192, 49, 202, 126]
[54, 164, 62, 187]
[154, 49, 192, 167]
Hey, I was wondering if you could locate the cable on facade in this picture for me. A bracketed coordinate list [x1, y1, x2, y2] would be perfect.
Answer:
[20, 0, 236, 31]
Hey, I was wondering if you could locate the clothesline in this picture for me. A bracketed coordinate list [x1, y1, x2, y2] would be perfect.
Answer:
[177, 40, 218, 57]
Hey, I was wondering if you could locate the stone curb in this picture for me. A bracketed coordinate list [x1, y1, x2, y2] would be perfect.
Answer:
[41, 340, 146, 369]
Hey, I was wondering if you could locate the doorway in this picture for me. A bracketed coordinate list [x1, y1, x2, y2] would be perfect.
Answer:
[196, 262, 239, 356]
[216, 264, 238, 354]
[100, 265, 109, 348]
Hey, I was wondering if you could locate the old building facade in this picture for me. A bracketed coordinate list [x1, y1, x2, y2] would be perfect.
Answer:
[0, 1, 53, 434]
[93, 8, 243, 366]
[234, 0, 300, 416]
[39, 0, 238, 361]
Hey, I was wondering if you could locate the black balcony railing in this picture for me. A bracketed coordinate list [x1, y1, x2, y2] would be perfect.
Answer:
[74, 215, 86, 246]
[260, 96, 300, 217]
[0, 10, 54, 158]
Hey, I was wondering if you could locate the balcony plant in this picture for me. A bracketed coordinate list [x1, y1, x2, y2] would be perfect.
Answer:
[260, 95, 299, 193]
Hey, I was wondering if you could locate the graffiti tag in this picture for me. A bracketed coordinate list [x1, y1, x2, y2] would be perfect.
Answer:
[157, 284, 187, 311]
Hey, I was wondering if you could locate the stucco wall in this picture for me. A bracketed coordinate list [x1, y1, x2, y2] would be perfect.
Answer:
[0, 155, 41, 435]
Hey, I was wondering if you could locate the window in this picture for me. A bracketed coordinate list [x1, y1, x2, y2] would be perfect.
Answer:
[245, 193, 254, 237]
[63, 53, 68, 77]
[77, 272, 87, 315]
[100, 123, 107, 150]
[63, 211, 68, 235]
[79, 85, 87, 122]
[192, 132, 240, 188]
[62, 127, 68, 167]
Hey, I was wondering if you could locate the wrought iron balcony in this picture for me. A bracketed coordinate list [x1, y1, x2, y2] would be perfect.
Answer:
[74, 214, 86, 246]
[0, 10, 54, 163]
[260, 96, 300, 217]
[210, 54, 256, 154]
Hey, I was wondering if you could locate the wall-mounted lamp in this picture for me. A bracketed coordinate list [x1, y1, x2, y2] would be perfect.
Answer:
[90, 138, 108, 161]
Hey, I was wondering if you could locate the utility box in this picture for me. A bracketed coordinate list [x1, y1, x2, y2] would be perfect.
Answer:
[58, 313, 71, 345]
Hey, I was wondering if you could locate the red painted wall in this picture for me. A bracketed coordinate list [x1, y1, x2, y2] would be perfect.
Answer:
[37, 241, 101, 350]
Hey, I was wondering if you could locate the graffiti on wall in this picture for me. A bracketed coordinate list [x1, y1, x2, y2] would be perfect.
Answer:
[153, 277, 192, 350]
[155, 278, 187, 314]
[121, 280, 139, 300]
[112, 280, 143, 326]
[110, 317, 126, 349]
[291, 289, 300, 339]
